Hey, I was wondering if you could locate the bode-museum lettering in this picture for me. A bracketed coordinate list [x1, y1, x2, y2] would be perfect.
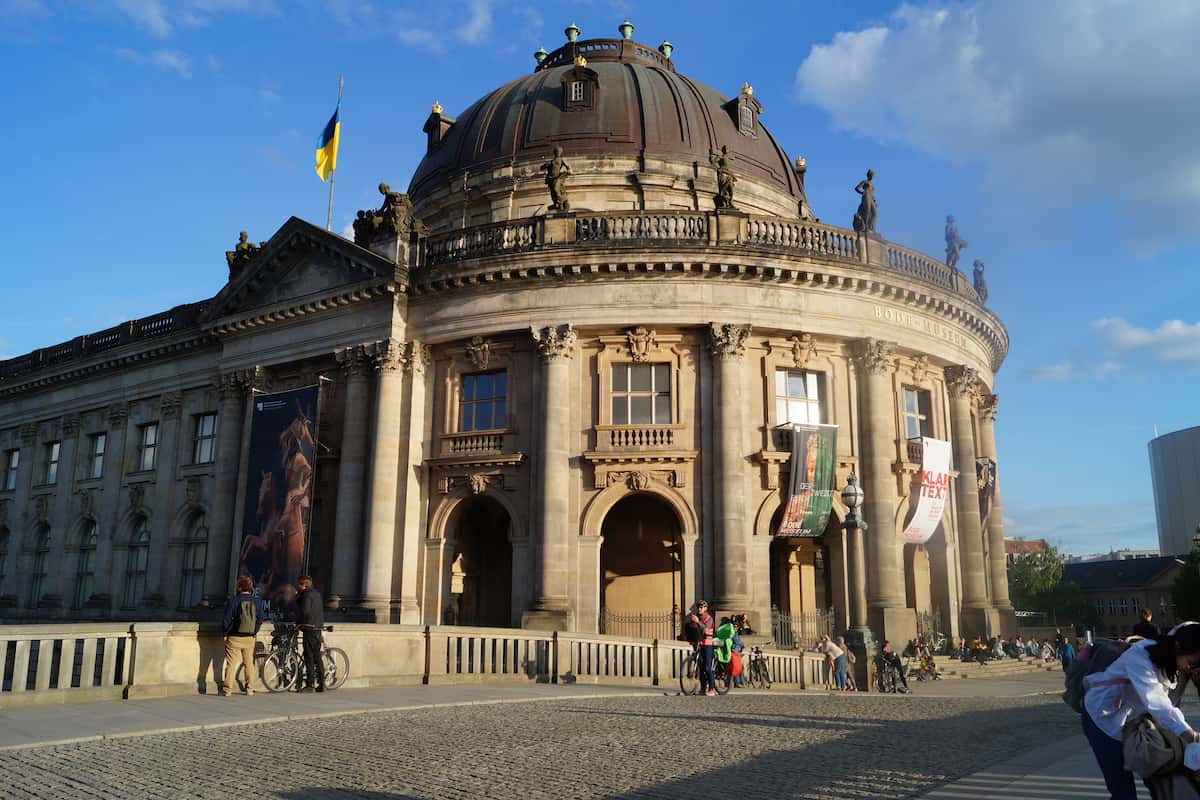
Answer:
[872, 304, 969, 348]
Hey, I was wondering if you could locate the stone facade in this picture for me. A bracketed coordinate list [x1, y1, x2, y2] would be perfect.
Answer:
[0, 35, 1012, 644]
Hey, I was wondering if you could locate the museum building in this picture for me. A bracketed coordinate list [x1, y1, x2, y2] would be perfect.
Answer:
[0, 26, 1013, 645]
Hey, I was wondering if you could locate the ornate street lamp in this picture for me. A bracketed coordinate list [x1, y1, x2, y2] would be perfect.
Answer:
[841, 470, 875, 689]
[841, 470, 866, 535]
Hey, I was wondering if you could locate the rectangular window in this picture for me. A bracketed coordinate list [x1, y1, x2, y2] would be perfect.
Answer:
[459, 371, 508, 432]
[740, 104, 754, 132]
[2, 449, 17, 491]
[570, 81, 585, 102]
[88, 433, 106, 479]
[611, 363, 671, 425]
[44, 441, 61, 485]
[1119, 598, 1129, 615]
[1095, 598, 1105, 615]
[902, 387, 934, 440]
[774, 369, 822, 426]
[180, 541, 207, 608]
[138, 423, 159, 472]
[1108, 599, 1117, 614]
[192, 413, 217, 464]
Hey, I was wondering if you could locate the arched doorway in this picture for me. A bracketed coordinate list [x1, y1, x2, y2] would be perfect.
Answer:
[599, 494, 682, 638]
[768, 506, 835, 647]
[447, 495, 512, 627]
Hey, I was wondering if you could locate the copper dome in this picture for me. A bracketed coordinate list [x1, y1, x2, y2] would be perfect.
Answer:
[407, 38, 804, 207]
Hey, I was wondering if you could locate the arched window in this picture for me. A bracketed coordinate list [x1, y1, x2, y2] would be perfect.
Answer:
[0, 526, 9, 597]
[73, 521, 98, 609]
[179, 513, 208, 608]
[124, 517, 150, 609]
[29, 525, 51, 606]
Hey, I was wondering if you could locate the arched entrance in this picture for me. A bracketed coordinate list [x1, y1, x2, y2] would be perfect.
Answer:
[447, 495, 512, 628]
[768, 506, 835, 647]
[599, 494, 682, 638]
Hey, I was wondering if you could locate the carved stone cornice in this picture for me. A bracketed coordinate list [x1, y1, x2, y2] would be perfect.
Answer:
[978, 393, 999, 422]
[944, 364, 979, 399]
[19, 423, 37, 445]
[108, 403, 130, 429]
[61, 413, 81, 437]
[626, 327, 657, 362]
[533, 324, 577, 361]
[789, 333, 817, 368]
[465, 336, 491, 370]
[405, 340, 432, 375]
[334, 344, 374, 379]
[160, 392, 183, 419]
[367, 338, 406, 373]
[708, 322, 751, 360]
[850, 338, 896, 375]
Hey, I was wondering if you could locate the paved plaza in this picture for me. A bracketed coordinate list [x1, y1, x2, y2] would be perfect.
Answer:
[0, 671, 1112, 800]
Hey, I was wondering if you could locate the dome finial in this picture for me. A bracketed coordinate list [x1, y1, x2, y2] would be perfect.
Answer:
[741, 82, 753, 97]
[573, 53, 588, 68]
[431, 100, 443, 114]
[618, 20, 635, 40]
[658, 40, 674, 60]
[565, 22, 581, 43]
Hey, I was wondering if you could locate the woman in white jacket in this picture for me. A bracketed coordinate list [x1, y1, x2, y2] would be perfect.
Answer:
[1083, 624, 1200, 800]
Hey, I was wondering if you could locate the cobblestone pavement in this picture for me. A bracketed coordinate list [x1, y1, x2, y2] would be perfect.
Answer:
[0, 692, 1078, 800]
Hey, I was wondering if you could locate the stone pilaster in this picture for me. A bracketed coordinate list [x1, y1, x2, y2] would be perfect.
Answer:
[361, 339, 406, 622]
[203, 372, 246, 605]
[851, 338, 914, 644]
[48, 413, 82, 609]
[328, 345, 372, 607]
[708, 322, 752, 614]
[396, 339, 430, 624]
[945, 365, 992, 637]
[14, 423, 39, 608]
[978, 392, 1015, 634]
[146, 393, 184, 604]
[523, 324, 576, 631]
[98, 403, 130, 608]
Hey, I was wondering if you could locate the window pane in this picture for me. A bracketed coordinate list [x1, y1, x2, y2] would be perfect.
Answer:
[654, 395, 671, 424]
[630, 364, 652, 392]
[788, 400, 807, 424]
[807, 399, 821, 425]
[630, 395, 652, 423]
[787, 372, 806, 398]
[144, 425, 158, 446]
[612, 365, 628, 392]
[774, 369, 788, 398]
[653, 364, 669, 390]
[459, 403, 473, 432]
[462, 375, 476, 403]
[905, 417, 920, 440]
[492, 400, 506, 428]
[806, 373, 820, 401]
[95, 434, 106, 456]
[475, 372, 493, 400]
[475, 403, 493, 431]
[493, 371, 507, 399]
[612, 396, 627, 425]
[775, 399, 788, 424]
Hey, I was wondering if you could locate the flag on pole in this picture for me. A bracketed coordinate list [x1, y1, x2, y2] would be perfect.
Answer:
[315, 105, 340, 182]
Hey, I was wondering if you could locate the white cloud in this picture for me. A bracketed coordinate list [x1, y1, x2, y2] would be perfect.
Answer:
[340, 222, 355, 240]
[321, 0, 497, 54]
[113, 46, 192, 78]
[795, 1, 1200, 248]
[1006, 501, 1159, 554]
[1093, 317, 1200, 365]
[110, 0, 278, 38]
[457, 0, 493, 44]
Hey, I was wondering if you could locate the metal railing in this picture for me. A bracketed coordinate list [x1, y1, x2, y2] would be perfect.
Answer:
[916, 610, 948, 653]
[598, 609, 679, 641]
[771, 607, 836, 650]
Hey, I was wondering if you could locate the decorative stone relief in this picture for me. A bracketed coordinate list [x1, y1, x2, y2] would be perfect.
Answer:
[468, 474, 488, 495]
[626, 327, 657, 362]
[405, 340, 432, 375]
[334, 344, 373, 378]
[160, 392, 183, 419]
[978, 393, 999, 422]
[532, 324, 577, 361]
[129, 484, 145, 513]
[108, 403, 130, 429]
[789, 333, 817, 368]
[602, 468, 678, 490]
[61, 413, 81, 437]
[239, 366, 271, 394]
[215, 373, 245, 401]
[76, 489, 94, 517]
[465, 336, 491, 370]
[353, 182, 415, 246]
[708, 322, 751, 359]
[851, 338, 896, 375]
[185, 477, 202, 508]
[627, 471, 651, 491]
[910, 355, 931, 384]
[368, 338, 406, 373]
[443, 472, 506, 495]
[19, 423, 37, 446]
[32, 495, 48, 524]
[944, 364, 979, 399]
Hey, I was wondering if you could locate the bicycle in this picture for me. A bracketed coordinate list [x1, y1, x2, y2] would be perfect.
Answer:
[679, 647, 732, 696]
[744, 646, 772, 689]
[874, 654, 901, 693]
[236, 623, 349, 693]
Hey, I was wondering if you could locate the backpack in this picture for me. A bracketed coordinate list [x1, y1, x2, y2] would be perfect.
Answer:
[235, 598, 258, 635]
[683, 619, 703, 645]
[1062, 638, 1130, 712]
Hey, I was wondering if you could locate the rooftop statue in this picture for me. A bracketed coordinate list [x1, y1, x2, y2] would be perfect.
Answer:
[225, 231, 264, 281]
[543, 146, 572, 212]
[973, 259, 988, 304]
[945, 215, 969, 269]
[352, 182, 414, 246]
[711, 145, 737, 209]
[852, 169, 877, 234]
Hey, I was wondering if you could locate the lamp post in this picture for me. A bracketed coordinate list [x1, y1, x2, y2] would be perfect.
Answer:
[841, 470, 876, 690]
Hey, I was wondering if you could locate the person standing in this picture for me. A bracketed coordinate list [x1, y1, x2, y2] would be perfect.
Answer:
[817, 635, 846, 690]
[1057, 636, 1077, 673]
[221, 576, 265, 696]
[688, 601, 716, 696]
[1133, 609, 1160, 639]
[297, 575, 325, 692]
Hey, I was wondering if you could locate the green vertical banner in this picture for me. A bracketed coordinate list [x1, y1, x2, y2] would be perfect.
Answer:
[777, 424, 838, 537]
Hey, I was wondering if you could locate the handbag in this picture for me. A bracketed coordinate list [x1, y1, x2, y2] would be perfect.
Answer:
[1123, 713, 1186, 779]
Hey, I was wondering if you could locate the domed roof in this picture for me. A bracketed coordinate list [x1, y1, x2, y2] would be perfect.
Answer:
[407, 38, 803, 206]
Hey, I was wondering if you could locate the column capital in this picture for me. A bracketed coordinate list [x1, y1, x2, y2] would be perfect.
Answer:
[532, 324, 577, 361]
[60, 413, 81, 437]
[707, 322, 751, 360]
[978, 392, 999, 422]
[107, 403, 130, 429]
[367, 338, 406, 373]
[215, 371, 246, 401]
[239, 366, 271, 394]
[19, 422, 37, 445]
[334, 344, 374, 378]
[405, 340, 432, 375]
[160, 392, 183, 419]
[944, 364, 980, 399]
[850, 337, 896, 375]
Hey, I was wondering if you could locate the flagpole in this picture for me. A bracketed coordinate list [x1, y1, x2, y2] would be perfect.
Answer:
[326, 74, 344, 232]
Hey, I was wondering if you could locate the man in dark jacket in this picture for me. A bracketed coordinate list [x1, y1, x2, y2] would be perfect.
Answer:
[297, 575, 325, 692]
[1133, 609, 1160, 639]
[221, 576, 265, 696]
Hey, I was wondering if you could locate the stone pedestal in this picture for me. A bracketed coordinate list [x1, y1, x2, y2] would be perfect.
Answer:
[843, 627, 877, 692]
[712, 209, 748, 244]
[542, 213, 577, 246]
[522, 607, 572, 632]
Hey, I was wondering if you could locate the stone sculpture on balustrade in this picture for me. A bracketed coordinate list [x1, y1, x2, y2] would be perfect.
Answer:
[852, 169, 877, 234]
[973, 260, 988, 304]
[353, 182, 417, 247]
[945, 215, 969, 269]
[543, 146, 572, 212]
[225, 231, 266, 281]
[711, 145, 737, 209]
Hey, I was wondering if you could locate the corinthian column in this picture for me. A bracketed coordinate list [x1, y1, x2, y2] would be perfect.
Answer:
[204, 373, 246, 605]
[361, 338, 406, 623]
[522, 324, 576, 631]
[851, 338, 913, 644]
[945, 365, 992, 637]
[328, 344, 372, 607]
[396, 340, 430, 624]
[978, 392, 1015, 633]
[709, 322, 752, 613]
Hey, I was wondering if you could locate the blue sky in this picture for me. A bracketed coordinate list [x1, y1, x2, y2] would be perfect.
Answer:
[3, 1, 1199, 555]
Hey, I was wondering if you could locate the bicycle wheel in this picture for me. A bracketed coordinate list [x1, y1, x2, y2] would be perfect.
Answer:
[261, 650, 300, 693]
[756, 661, 772, 690]
[875, 664, 896, 693]
[713, 659, 731, 695]
[323, 647, 350, 690]
[679, 651, 700, 696]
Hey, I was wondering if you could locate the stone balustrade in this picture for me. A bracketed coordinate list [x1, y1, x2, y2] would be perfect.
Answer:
[595, 424, 679, 450]
[0, 623, 824, 707]
[441, 430, 507, 456]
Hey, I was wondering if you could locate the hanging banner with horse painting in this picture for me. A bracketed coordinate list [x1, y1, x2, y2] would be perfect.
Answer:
[776, 423, 838, 537]
[238, 385, 319, 602]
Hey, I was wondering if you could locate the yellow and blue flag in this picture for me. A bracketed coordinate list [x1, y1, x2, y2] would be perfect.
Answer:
[315, 104, 340, 182]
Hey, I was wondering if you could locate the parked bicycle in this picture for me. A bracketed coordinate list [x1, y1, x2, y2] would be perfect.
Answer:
[679, 648, 732, 696]
[236, 623, 349, 693]
[873, 653, 902, 693]
[744, 646, 772, 689]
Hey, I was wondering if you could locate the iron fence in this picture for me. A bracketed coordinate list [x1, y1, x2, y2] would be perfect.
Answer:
[598, 609, 679, 641]
[916, 609, 948, 653]
[771, 607, 836, 650]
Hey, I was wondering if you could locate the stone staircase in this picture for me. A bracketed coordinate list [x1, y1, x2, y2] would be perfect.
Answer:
[933, 656, 1062, 680]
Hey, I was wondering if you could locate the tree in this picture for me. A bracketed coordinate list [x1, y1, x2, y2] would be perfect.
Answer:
[1171, 547, 1200, 622]
[1008, 544, 1064, 607]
